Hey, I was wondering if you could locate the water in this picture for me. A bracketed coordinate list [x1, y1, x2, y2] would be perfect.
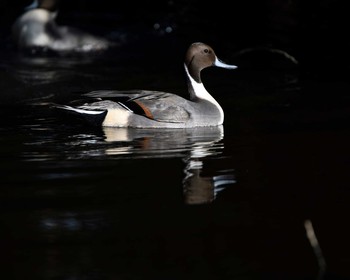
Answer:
[1, 37, 350, 280]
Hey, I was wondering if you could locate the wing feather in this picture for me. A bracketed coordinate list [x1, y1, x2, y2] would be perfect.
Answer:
[79, 90, 192, 123]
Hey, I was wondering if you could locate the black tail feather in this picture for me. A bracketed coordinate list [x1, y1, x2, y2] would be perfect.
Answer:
[52, 104, 108, 126]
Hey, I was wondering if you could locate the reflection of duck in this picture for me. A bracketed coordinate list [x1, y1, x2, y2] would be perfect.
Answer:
[183, 145, 236, 204]
[102, 125, 224, 153]
[53, 42, 237, 128]
[102, 125, 235, 204]
[12, 0, 113, 53]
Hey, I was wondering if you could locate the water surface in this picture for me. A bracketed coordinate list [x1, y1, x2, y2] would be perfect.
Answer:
[1, 39, 350, 280]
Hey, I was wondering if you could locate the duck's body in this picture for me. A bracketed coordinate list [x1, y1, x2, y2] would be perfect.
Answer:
[61, 89, 223, 128]
[55, 42, 237, 128]
[12, 0, 112, 53]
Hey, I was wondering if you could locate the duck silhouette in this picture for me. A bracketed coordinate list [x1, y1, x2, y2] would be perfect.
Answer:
[12, 0, 115, 53]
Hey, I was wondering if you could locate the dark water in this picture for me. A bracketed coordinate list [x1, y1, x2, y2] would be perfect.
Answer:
[1, 18, 350, 280]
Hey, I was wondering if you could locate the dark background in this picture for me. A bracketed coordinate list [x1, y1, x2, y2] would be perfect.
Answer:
[1, 1, 350, 280]
[1, 0, 349, 78]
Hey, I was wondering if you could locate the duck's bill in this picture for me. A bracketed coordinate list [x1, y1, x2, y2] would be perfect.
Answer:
[214, 58, 237, 69]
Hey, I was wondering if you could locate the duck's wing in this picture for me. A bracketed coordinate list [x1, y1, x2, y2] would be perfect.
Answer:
[83, 90, 151, 101]
[83, 90, 192, 123]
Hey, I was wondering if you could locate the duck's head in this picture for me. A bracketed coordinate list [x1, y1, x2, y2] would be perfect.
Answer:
[184, 42, 237, 83]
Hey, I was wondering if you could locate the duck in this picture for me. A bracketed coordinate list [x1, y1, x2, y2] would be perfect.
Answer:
[54, 42, 237, 128]
[11, 0, 113, 53]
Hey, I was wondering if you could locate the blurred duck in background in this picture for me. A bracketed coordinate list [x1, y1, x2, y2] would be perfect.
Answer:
[12, 0, 115, 53]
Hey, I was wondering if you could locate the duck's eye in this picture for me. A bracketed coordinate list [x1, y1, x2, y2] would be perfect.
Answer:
[204, 48, 210, 54]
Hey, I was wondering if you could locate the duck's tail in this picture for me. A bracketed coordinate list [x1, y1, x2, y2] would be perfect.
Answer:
[52, 103, 108, 126]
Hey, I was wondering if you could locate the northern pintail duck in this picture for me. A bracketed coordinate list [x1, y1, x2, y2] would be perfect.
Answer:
[54, 42, 237, 128]
[12, 0, 112, 53]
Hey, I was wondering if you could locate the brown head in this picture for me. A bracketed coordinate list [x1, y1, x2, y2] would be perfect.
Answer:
[184, 42, 237, 83]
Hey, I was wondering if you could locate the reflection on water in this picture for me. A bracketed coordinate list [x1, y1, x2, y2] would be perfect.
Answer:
[102, 125, 235, 204]
[39, 209, 108, 234]
[4, 109, 236, 206]
[1, 110, 241, 278]
[8, 55, 101, 86]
